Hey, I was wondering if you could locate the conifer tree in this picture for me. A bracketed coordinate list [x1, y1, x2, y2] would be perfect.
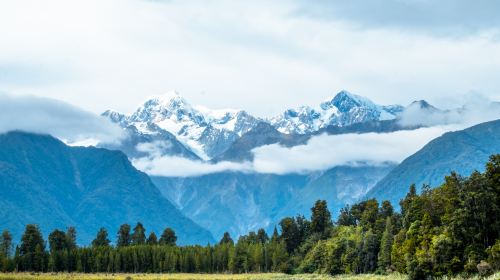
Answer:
[279, 217, 300, 253]
[257, 229, 269, 244]
[146, 232, 158, 245]
[19, 224, 45, 271]
[92, 228, 110, 247]
[378, 217, 393, 272]
[65, 227, 77, 250]
[117, 224, 131, 247]
[131, 222, 146, 245]
[159, 228, 177, 246]
[0, 230, 12, 257]
[310, 200, 332, 236]
[219, 232, 233, 245]
[48, 229, 67, 252]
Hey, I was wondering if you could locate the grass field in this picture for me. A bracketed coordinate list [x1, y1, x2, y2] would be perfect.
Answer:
[0, 273, 498, 280]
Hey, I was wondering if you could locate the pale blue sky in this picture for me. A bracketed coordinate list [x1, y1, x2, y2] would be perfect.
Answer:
[1, 0, 499, 117]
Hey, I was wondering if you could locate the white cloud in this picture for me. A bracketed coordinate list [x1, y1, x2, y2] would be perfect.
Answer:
[0, 0, 499, 117]
[132, 156, 252, 177]
[250, 126, 454, 174]
[0, 93, 125, 145]
[131, 125, 465, 177]
[136, 141, 173, 156]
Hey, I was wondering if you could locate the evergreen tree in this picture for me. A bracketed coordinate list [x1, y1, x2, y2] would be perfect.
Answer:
[92, 228, 110, 247]
[219, 232, 234, 245]
[131, 222, 146, 245]
[296, 215, 311, 243]
[147, 232, 158, 245]
[65, 227, 77, 272]
[0, 230, 12, 257]
[48, 229, 67, 252]
[65, 227, 77, 250]
[117, 224, 131, 247]
[377, 217, 393, 272]
[279, 217, 300, 253]
[337, 206, 356, 226]
[360, 230, 379, 273]
[310, 200, 332, 236]
[159, 228, 177, 246]
[19, 224, 46, 271]
[257, 229, 269, 244]
[380, 201, 394, 219]
[48, 229, 67, 272]
[271, 227, 279, 242]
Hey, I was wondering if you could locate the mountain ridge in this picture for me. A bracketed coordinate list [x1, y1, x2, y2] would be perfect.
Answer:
[103, 90, 430, 161]
[0, 131, 214, 245]
[365, 119, 500, 206]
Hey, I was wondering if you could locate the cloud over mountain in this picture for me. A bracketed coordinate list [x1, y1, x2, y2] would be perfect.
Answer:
[0, 93, 124, 145]
[131, 126, 458, 176]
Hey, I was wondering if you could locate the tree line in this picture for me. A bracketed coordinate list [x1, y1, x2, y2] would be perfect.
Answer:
[1, 155, 499, 279]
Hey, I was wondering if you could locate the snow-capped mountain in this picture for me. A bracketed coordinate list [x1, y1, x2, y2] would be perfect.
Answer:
[104, 91, 260, 160]
[269, 90, 404, 134]
[102, 90, 442, 161]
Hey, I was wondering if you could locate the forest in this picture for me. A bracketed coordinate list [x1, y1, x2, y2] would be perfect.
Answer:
[0, 155, 499, 280]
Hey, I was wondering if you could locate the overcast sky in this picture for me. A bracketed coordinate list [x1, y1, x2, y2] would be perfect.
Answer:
[1, 0, 500, 117]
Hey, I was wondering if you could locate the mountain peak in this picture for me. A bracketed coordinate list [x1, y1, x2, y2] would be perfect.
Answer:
[129, 90, 200, 124]
[408, 100, 436, 110]
[333, 90, 374, 104]
[322, 90, 375, 112]
[102, 109, 127, 124]
[147, 91, 189, 108]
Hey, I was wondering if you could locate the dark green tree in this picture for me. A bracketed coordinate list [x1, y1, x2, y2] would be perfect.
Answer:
[65, 227, 77, 250]
[131, 222, 146, 245]
[310, 200, 332, 236]
[116, 224, 131, 247]
[337, 206, 356, 226]
[159, 228, 177, 246]
[92, 228, 110, 247]
[257, 229, 269, 244]
[279, 217, 301, 253]
[377, 217, 393, 272]
[219, 232, 234, 245]
[48, 229, 67, 272]
[271, 227, 279, 242]
[19, 224, 46, 271]
[146, 232, 158, 245]
[0, 230, 13, 257]
[48, 229, 67, 252]
[380, 201, 394, 219]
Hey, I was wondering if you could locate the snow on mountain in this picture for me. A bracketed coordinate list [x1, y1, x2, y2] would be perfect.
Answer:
[270, 90, 405, 134]
[103, 90, 436, 160]
[102, 109, 128, 126]
[105, 91, 260, 160]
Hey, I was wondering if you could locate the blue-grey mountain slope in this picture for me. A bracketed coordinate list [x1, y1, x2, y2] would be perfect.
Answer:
[366, 119, 500, 206]
[0, 131, 214, 245]
[152, 163, 395, 239]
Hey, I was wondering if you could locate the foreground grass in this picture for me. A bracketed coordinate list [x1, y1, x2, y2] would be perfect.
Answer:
[0, 273, 398, 280]
[0, 272, 498, 280]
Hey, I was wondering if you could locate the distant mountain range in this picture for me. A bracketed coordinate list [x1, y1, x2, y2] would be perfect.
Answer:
[102, 90, 425, 161]
[151, 163, 395, 239]
[0, 131, 214, 245]
[269, 90, 404, 134]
